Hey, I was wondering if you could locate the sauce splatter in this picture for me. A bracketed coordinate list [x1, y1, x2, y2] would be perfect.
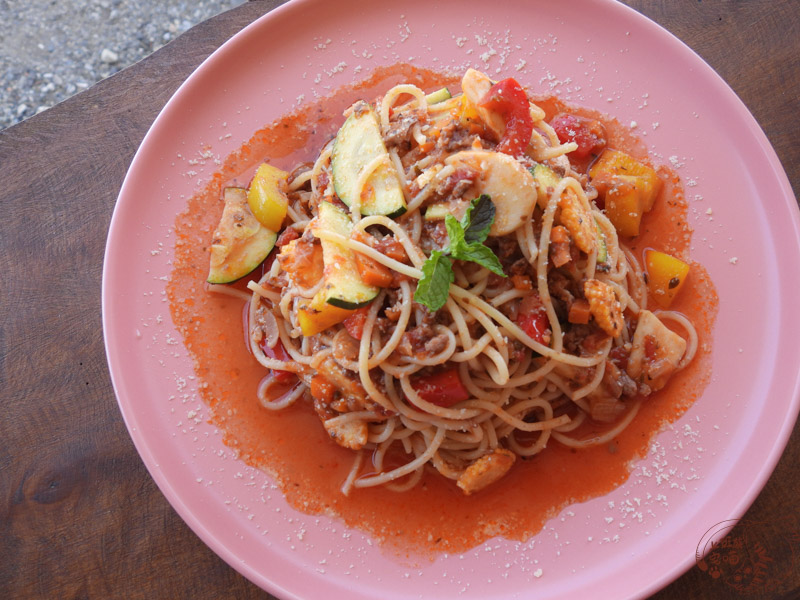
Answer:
[167, 64, 717, 557]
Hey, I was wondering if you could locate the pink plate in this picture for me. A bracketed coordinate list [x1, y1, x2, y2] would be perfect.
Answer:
[102, 0, 800, 598]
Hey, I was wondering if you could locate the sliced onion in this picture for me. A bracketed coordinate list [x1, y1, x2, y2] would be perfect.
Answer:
[259, 307, 280, 349]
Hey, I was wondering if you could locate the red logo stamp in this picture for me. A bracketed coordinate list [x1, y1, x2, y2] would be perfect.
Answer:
[695, 518, 799, 594]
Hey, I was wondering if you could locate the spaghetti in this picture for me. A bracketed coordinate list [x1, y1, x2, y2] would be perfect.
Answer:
[210, 68, 698, 496]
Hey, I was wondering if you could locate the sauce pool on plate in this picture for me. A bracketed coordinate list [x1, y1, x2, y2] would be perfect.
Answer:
[166, 64, 717, 556]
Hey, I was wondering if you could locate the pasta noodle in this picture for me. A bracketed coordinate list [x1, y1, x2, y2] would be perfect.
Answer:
[211, 68, 699, 497]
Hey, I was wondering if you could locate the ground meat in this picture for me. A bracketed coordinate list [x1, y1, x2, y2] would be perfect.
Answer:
[548, 270, 576, 304]
[509, 257, 530, 276]
[375, 317, 396, 335]
[396, 323, 442, 358]
[490, 235, 521, 262]
[510, 339, 527, 363]
[384, 288, 404, 321]
[581, 330, 609, 355]
[424, 333, 450, 355]
[275, 227, 300, 247]
[316, 169, 330, 191]
[563, 324, 592, 354]
[384, 109, 425, 148]
[437, 120, 476, 152]
[435, 166, 479, 199]
[571, 366, 596, 387]
[350, 100, 370, 118]
[421, 219, 449, 253]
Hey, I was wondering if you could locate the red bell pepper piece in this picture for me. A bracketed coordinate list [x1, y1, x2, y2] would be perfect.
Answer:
[479, 78, 534, 157]
[516, 294, 551, 345]
[410, 367, 470, 408]
[342, 306, 371, 340]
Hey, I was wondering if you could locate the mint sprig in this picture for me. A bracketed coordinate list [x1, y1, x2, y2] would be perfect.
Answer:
[414, 195, 506, 311]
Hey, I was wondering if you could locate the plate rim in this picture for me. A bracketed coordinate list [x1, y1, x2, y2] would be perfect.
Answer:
[102, 0, 800, 598]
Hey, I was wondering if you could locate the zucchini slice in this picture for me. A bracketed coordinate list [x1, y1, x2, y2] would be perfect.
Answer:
[207, 187, 277, 284]
[530, 163, 561, 208]
[425, 87, 452, 104]
[424, 198, 468, 221]
[313, 201, 379, 310]
[424, 203, 451, 220]
[331, 103, 407, 218]
[595, 218, 608, 265]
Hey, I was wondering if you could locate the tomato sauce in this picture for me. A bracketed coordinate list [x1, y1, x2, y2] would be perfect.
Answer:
[167, 64, 718, 557]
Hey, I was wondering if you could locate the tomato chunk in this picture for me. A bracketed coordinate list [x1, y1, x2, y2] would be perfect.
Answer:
[411, 368, 470, 408]
[516, 293, 551, 345]
[550, 113, 606, 159]
[259, 337, 296, 384]
[479, 78, 534, 157]
[342, 306, 371, 340]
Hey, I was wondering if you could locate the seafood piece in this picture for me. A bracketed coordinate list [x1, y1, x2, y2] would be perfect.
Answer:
[456, 448, 516, 495]
[323, 416, 368, 450]
[558, 187, 596, 255]
[584, 279, 623, 337]
[627, 310, 687, 391]
[461, 68, 505, 137]
[445, 150, 537, 235]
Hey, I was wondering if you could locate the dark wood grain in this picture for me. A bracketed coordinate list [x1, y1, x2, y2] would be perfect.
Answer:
[0, 2, 285, 599]
[0, 1, 797, 599]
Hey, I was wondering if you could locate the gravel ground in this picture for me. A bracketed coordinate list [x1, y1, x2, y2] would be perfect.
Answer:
[0, 0, 246, 130]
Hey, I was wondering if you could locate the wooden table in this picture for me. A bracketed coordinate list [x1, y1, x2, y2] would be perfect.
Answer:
[2, 1, 798, 598]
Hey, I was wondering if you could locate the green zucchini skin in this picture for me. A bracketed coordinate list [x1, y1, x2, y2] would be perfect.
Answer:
[595, 218, 609, 265]
[331, 103, 407, 218]
[315, 201, 379, 310]
[207, 187, 278, 284]
[425, 87, 452, 104]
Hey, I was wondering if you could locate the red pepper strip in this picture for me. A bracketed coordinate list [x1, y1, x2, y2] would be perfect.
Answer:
[516, 294, 550, 345]
[478, 78, 534, 157]
[259, 337, 296, 384]
[410, 368, 470, 408]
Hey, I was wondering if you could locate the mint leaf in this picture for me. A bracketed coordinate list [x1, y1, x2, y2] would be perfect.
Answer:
[462, 194, 494, 244]
[444, 214, 465, 250]
[414, 250, 454, 311]
[450, 241, 505, 276]
[415, 196, 505, 312]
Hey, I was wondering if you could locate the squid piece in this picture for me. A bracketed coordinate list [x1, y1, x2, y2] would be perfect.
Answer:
[627, 309, 687, 392]
[456, 448, 516, 495]
[323, 416, 368, 450]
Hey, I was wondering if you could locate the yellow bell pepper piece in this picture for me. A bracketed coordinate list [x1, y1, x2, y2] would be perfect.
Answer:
[590, 150, 662, 210]
[296, 294, 355, 337]
[644, 249, 690, 308]
[604, 175, 649, 237]
[590, 150, 663, 237]
[248, 163, 289, 231]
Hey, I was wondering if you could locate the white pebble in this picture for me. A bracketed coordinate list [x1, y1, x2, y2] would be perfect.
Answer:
[100, 48, 119, 64]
